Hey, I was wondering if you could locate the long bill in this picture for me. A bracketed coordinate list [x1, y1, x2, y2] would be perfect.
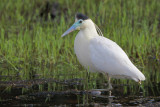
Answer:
[61, 23, 77, 37]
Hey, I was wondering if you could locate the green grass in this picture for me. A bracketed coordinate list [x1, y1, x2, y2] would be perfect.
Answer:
[0, 0, 160, 94]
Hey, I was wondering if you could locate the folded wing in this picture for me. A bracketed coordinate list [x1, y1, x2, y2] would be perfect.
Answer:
[89, 36, 145, 82]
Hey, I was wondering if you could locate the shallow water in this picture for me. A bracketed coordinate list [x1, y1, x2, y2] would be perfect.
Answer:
[0, 76, 160, 106]
[0, 58, 160, 106]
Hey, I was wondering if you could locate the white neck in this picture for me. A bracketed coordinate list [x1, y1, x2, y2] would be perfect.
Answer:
[79, 19, 98, 39]
[74, 19, 98, 71]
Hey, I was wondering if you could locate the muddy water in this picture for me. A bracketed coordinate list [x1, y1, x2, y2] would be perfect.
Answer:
[0, 59, 160, 106]
[0, 77, 160, 106]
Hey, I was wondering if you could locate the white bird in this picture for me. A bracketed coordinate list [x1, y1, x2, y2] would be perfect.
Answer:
[61, 13, 145, 89]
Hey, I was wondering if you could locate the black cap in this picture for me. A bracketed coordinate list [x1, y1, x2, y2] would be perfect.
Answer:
[76, 13, 89, 20]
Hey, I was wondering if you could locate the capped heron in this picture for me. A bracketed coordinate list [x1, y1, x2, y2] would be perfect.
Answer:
[61, 13, 145, 89]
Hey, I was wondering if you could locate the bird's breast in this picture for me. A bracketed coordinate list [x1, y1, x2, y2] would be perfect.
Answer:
[74, 31, 95, 72]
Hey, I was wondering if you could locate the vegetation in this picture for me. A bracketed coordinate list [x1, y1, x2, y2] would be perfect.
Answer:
[0, 0, 160, 95]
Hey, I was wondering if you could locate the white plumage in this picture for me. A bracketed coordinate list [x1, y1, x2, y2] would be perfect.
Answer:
[62, 13, 145, 89]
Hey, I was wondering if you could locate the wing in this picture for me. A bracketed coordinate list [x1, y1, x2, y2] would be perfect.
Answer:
[89, 36, 145, 81]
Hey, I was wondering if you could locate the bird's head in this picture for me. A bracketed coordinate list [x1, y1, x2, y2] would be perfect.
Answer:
[61, 13, 90, 37]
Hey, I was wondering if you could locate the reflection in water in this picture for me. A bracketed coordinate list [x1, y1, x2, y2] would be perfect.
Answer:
[0, 80, 160, 106]
[0, 61, 160, 106]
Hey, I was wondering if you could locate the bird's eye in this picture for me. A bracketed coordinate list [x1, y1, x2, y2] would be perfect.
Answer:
[79, 20, 82, 23]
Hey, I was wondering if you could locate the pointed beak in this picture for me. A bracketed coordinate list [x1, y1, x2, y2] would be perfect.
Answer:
[61, 23, 77, 37]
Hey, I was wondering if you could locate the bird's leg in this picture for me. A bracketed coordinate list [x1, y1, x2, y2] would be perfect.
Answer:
[105, 74, 113, 90]
[108, 76, 113, 90]
[91, 74, 113, 92]
[105, 74, 113, 96]
[109, 90, 112, 96]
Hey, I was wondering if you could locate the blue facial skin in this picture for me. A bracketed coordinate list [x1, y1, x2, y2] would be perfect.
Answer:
[61, 19, 83, 37]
